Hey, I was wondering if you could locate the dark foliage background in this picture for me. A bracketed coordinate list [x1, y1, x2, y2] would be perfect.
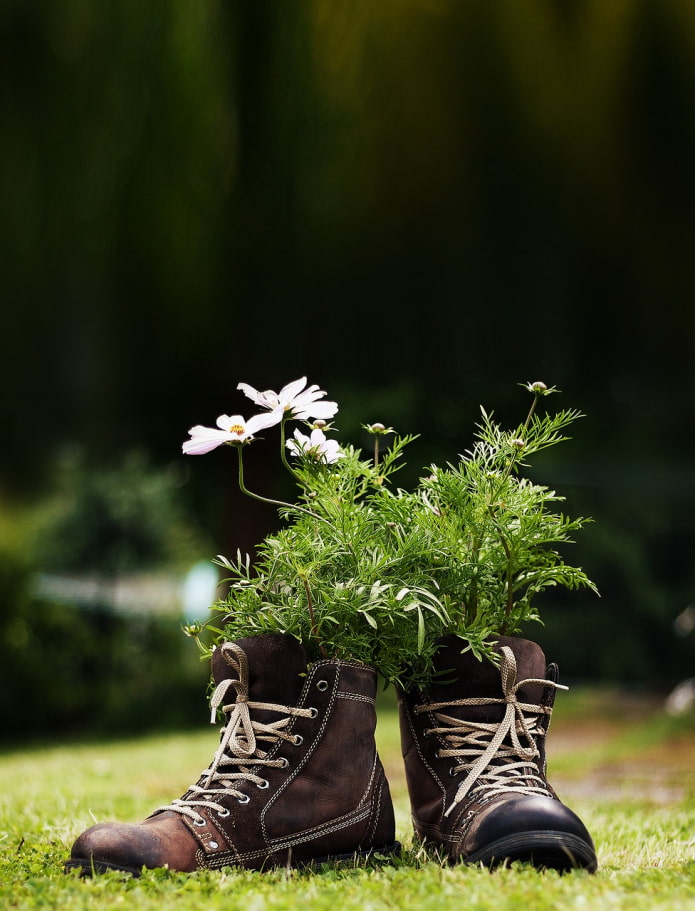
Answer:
[1, 1, 694, 733]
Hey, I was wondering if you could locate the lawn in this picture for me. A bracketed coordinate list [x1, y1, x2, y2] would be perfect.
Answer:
[2, 688, 694, 910]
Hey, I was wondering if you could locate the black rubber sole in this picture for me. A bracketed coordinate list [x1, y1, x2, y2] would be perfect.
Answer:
[64, 841, 402, 877]
[463, 831, 598, 873]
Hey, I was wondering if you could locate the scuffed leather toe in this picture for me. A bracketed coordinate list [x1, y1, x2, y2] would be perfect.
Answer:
[67, 812, 200, 875]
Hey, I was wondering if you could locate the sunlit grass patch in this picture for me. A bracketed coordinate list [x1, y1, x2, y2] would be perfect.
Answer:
[2, 689, 694, 911]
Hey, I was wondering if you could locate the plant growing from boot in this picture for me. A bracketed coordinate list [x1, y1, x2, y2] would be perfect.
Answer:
[183, 379, 597, 688]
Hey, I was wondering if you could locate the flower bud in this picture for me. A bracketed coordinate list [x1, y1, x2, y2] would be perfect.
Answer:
[512, 439, 525, 449]
[368, 422, 395, 436]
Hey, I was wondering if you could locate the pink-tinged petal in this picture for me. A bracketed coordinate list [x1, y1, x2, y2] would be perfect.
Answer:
[293, 399, 339, 421]
[322, 441, 343, 463]
[237, 382, 262, 404]
[255, 390, 279, 408]
[311, 399, 339, 418]
[182, 427, 233, 455]
[291, 385, 324, 408]
[182, 438, 222, 455]
[277, 377, 308, 407]
[286, 427, 310, 456]
[237, 382, 279, 409]
[309, 428, 327, 446]
[246, 409, 283, 435]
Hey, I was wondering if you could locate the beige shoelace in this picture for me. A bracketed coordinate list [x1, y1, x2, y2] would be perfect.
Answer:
[415, 646, 568, 818]
[157, 643, 315, 825]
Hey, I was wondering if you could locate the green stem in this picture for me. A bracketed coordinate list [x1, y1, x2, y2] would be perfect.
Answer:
[488, 390, 542, 506]
[301, 574, 327, 659]
[497, 530, 514, 635]
[487, 392, 541, 633]
[279, 415, 299, 478]
[467, 533, 481, 623]
[236, 445, 326, 523]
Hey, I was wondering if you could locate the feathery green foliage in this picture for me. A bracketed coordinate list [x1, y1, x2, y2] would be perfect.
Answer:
[185, 381, 596, 687]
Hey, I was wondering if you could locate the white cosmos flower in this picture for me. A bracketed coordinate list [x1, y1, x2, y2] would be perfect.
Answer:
[286, 428, 344, 464]
[237, 377, 338, 422]
[182, 411, 281, 455]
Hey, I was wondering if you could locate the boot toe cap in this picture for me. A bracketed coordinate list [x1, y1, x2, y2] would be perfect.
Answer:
[459, 795, 597, 871]
[67, 812, 199, 875]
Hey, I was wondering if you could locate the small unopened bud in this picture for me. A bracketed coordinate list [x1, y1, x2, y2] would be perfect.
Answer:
[531, 381, 547, 394]
[512, 439, 525, 449]
[366, 422, 394, 436]
[313, 420, 327, 429]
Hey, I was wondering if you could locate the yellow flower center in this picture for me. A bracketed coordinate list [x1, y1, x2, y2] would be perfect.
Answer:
[229, 424, 245, 435]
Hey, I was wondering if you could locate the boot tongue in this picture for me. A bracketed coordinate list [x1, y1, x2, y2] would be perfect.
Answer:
[211, 633, 309, 706]
[431, 635, 548, 721]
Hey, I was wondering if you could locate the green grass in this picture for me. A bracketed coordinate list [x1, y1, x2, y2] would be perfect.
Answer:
[2, 691, 694, 910]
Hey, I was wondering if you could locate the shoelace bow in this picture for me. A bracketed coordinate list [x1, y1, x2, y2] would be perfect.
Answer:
[415, 646, 568, 818]
[158, 642, 314, 824]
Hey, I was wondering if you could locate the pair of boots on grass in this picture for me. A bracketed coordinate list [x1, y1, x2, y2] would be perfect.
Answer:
[67, 632, 597, 875]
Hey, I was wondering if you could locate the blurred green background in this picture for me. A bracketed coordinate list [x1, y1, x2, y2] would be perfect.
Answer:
[1, 0, 694, 738]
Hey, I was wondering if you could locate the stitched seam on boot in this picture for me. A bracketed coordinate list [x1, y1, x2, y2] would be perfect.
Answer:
[336, 691, 375, 705]
[407, 699, 447, 803]
[183, 811, 234, 857]
[404, 697, 465, 836]
[195, 838, 242, 869]
[366, 769, 386, 841]
[266, 805, 372, 850]
[310, 658, 376, 676]
[205, 806, 373, 867]
[418, 824, 460, 845]
[356, 752, 380, 811]
[260, 664, 340, 842]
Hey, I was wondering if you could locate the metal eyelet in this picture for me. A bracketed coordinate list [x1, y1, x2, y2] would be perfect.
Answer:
[193, 817, 206, 827]
[257, 779, 269, 790]
[216, 808, 230, 818]
[209, 840, 219, 849]
[237, 794, 250, 805]
[316, 680, 329, 692]
[423, 729, 431, 739]
[278, 757, 289, 769]
[308, 707, 319, 719]
[449, 767, 458, 778]
[293, 734, 304, 746]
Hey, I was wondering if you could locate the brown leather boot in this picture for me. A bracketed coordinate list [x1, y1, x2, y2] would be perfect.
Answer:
[397, 635, 597, 871]
[66, 634, 399, 874]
